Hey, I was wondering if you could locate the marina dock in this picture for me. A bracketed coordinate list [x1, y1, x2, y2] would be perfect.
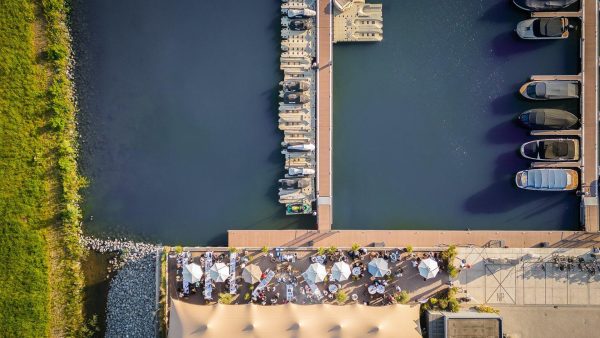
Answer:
[316, 0, 333, 230]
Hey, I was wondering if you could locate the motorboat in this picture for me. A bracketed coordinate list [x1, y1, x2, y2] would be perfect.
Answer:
[288, 19, 313, 31]
[279, 188, 301, 196]
[515, 168, 578, 191]
[513, 0, 579, 11]
[280, 80, 309, 92]
[286, 203, 311, 215]
[283, 93, 309, 104]
[288, 167, 315, 176]
[286, 8, 316, 18]
[287, 144, 315, 152]
[520, 138, 579, 161]
[519, 80, 579, 100]
[516, 17, 569, 39]
[518, 109, 578, 130]
[279, 178, 311, 189]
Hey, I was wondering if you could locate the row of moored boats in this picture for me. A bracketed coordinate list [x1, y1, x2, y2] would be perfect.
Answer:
[512, 0, 581, 192]
[278, 1, 318, 215]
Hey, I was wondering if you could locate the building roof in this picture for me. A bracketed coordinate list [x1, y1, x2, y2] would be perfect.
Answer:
[168, 300, 421, 338]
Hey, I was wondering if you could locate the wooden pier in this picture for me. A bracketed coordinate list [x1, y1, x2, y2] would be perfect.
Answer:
[316, 0, 333, 230]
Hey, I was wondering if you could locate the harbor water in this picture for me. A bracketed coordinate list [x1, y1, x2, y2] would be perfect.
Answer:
[333, 0, 581, 231]
[74, 0, 581, 246]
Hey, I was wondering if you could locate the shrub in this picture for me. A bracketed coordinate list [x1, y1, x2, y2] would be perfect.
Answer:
[351, 243, 360, 252]
[317, 247, 326, 256]
[218, 293, 234, 305]
[175, 246, 183, 254]
[395, 291, 410, 304]
[228, 247, 238, 254]
[244, 293, 250, 301]
[335, 290, 348, 304]
[438, 298, 448, 310]
[475, 305, 499, 314]
[327, 246, 337, 255]
[46, 43, 67, 61]
[447, 298, 460, 312]
[429, 297, 438, 305]
[261, 246, 269, 254]
[447, 264, 459, 278]
[406, 245, 413, 253]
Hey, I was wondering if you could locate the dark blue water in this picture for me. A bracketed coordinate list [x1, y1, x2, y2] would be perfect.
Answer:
[74, 0, 314, 245]
[333, 0, 581, 230]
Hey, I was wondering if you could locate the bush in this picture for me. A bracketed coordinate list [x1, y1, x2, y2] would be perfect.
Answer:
[228, 247, 238, 254]
[317, 247, 326, 256]
[395, 291, 410, 304]
[351, 243, 360, 252]
[244, 293, 250, 301]
[218, 293, 234, 305]
[447, 264, 459, 278]
[429, 297, 438, 305]
[175, 246, 183, 254]
[327, 246, 337, 255]
[406, 245, 413, 253]
[475, 305, 499, 314]
[261, 246, 269, 254]
[438, 298, 448, 310]
[46, 44, 67, 61]
[335, 291, 348, 304]
[447, 298, 460, 312]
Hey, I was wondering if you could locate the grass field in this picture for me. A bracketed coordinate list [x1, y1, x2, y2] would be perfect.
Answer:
[0, 0, 84, 336]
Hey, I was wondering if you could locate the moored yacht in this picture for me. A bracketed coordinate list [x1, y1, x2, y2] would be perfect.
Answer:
[288, 167, 315, 176]
[519, 80, 579, 100]
[516, 17, 570, 40]
[283, 93, 309, 104]
[518, 109, 578, 130]
[513, 0, 579, 12]
[287, 144, 315, 152]
[286, 8, 316, 18]
[515, 168, 578, 191]
[280, 80, 310, 92]
[520, 138, 579, 161]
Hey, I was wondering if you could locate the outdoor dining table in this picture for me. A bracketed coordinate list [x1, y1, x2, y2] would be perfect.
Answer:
[352, 267, 361, 276]
[376, 285, 385, 294]
[351, 294, 359, 301]
[328, 284, 338, 293]
[368, 285, 377, 295]
[315, 255, 325, 264]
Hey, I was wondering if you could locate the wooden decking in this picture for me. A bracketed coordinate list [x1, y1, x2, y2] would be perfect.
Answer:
[228, 230, 600, 248]
[316, 0, 333, 230]
[580, 0, 598, 231]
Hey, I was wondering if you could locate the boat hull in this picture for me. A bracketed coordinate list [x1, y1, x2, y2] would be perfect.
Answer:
[518, 109, 578, 130]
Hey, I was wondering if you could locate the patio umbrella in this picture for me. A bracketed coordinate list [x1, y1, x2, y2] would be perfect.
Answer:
[209, 262, 230, 282]
[242, 264, 262, 284]
[418, 258, 439, 280]
[302, 263, 327, 283]
[182, 263, 203, 283]
[331, 261, 351, 282]
[368, 258, 390, 277]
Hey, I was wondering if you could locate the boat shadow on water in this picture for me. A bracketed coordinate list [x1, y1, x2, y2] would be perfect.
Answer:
[491, 31, 557, 57]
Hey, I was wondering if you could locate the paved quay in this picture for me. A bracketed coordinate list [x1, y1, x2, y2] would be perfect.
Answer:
[228, 230, 600, 248]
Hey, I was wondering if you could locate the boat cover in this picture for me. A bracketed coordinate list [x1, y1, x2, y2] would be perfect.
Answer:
[526, 169, 568, 189]
[514, 0, 578, 11]
[542, 141, 574, 159]
[531, 110, 577, 128]
[535, 18, 564, 37]
[534, 81, 578, 98]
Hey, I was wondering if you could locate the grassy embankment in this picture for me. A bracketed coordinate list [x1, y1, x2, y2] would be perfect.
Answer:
[0, 0, 85, 336]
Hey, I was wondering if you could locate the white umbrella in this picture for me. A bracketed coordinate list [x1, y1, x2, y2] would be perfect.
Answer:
[331, 261, 351, 282]
[418, 258, 439, 280]
[182, 263, 203, 283]
[302, 263, 327, 283]
[242, 264, 262, 284]
[368, 258, 390, 277]
[209, 262, 230, 282]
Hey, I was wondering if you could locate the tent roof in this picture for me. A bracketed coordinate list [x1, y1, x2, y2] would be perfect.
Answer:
[168, 301, 421, 338]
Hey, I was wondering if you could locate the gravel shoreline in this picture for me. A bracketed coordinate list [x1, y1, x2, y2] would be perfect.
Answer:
[81, 236, 162, 338]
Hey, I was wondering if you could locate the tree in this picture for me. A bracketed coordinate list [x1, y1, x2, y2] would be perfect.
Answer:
[228, 247, 238, 254]
[395, 291, 410, 304]
[438, 298, 448, 310]
[327, 246, 337, 255]
[261, 246, 269, 254]
[335, 290, 348, 304]
[406, 245, 413, 253]
[174, 246, 183, 254]
[317, 247, 326, 256]
[428, 297, 438, 305]
[351, 243, 360, 252]
[447, 298, 460, 312]
[218, 293, 235, 305]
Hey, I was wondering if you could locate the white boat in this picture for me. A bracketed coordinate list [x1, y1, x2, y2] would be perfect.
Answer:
[515, 169, 578, 191]
[516, 18, 569, 40]
[286, 8, 316, 18]
[287, 144, 315, 152]
[519, 80, 579, 100]
[288, 168, 315, 176]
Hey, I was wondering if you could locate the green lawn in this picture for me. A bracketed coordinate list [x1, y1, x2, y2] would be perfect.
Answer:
[0, 0, 84, 336]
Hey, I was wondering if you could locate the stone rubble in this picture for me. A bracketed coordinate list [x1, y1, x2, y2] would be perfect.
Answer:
[81, 236, 161, 338]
